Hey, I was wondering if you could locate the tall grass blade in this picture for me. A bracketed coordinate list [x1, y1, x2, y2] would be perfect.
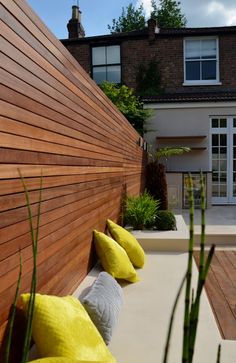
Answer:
[182, 174, 194, 363]
[19, 171, 43, 363]
[162, 273, 186, 363]
[188, 173, 215, 362]
[188, 245, 215, 361]
[3, 253, 22, 363]
[216, 344, 221, 363]
[198, 171, 206, 282]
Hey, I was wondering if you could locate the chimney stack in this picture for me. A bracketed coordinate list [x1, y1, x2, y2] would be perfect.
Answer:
[67, 5, 85, 39]
[147, 18, 159, 43]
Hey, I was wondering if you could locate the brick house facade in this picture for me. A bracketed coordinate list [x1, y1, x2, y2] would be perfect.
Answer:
[61, 7, 236, 207]
[62, 19, 236, 96]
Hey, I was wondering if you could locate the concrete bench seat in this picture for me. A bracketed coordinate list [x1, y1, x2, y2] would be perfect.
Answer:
[74, 252, 236, 363]
[29, 252, 236, 362]
[29, 215, 236, 362]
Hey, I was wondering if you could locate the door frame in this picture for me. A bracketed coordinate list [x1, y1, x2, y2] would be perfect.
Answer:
[210, 116, 236, 205]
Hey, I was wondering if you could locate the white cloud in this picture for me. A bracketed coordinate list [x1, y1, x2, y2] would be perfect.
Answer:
[135, 0, 236, 26]
[136, 0, 154, 17]
[207, 1, 236, 25]
[181, 0, 236, 27]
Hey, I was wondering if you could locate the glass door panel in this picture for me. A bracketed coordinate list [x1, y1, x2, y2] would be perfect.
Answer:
[211, 116, 236, 204]
[233, 132, 236, 198]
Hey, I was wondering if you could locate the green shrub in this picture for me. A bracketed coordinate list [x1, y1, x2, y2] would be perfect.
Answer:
[155, 210, 176, 231]
[124, 191, 160, 230]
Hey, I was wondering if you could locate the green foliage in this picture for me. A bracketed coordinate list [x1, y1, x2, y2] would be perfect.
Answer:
[156, 147, 190, 161]
[155, 210, 176, 230]
[162, 173, 218, 363]
[136, 61, 163, 97]
[100, 81, 151, 135]
[124, 191, 160, 230]
[151, 0, 187, 28]
[108, 3, 146, 33]
[4, 172, 42, 363]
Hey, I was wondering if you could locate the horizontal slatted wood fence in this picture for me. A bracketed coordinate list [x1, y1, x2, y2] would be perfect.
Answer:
[0, 0, 147, 345]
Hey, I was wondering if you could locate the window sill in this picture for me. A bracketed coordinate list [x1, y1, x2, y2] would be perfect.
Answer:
[183, 81, 222, 86]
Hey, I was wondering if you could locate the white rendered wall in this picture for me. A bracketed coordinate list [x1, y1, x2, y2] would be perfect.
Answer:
[145, 102, 236, 172]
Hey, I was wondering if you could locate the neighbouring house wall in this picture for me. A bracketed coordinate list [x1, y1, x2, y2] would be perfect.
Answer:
[62, 32, 236, 94]
[145, 103, 236, 171]
[0, 0, 146, 344]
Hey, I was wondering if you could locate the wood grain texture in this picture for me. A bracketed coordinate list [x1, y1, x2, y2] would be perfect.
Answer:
[0, 0, 147, 348]
[194, 251, 236, 340]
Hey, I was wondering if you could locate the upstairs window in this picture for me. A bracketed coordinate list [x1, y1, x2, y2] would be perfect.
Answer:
[184, 38, 219, 84]
[92, 45, 121, 84]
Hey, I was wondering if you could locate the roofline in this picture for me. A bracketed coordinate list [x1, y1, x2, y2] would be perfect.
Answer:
[142, 95, 236, 104]
[144, 101, 236, 109]
[61, 25, 236, 44]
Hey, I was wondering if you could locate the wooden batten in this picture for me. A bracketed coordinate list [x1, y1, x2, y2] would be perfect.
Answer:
[0, 0, 147, 346]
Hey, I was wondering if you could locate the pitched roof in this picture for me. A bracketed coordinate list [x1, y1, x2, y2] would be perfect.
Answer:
[142, 91, 236, 103]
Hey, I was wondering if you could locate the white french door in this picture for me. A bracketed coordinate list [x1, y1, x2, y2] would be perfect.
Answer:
[211, 116, 236, 204]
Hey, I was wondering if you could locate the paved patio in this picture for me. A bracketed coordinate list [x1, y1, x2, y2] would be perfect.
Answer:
[178, 205, 236, 226]
[175, 206, 236, 247]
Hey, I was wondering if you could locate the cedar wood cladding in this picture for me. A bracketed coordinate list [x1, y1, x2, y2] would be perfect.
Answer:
[0, 0, 146, 345]
[62, 27, 236, 95]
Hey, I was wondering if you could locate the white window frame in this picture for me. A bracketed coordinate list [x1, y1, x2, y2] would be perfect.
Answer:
[91, 45, 121, 84]
[183, 36, 221, 86]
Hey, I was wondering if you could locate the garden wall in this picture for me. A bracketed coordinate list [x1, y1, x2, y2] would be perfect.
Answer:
[0, 0, 146, 343]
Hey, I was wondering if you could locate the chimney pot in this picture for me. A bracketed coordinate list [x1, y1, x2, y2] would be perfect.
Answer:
[72, 5, 79, 20]
[67, 5, 85, 39]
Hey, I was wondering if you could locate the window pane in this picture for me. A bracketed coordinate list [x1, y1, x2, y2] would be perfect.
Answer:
[185, 40, 200, 59]
[92, 47, 106, 65]
[212, 147, 218, 158]
[220, 184, 227, 197]
[107, 65, 121, 83]
[220, 147, 227, 156]
[202, 60, 216, 80]
[233, 118, 236, 128]
[212, 134, 219, 146]
[233, 184, 236, 197]
[107, 46, 120, 64]
[201, 39, 216, 59]
[220, 134, 227, 146]
[212, 160, 218, 172]
[234, 134, 236, 145]
[212, 184, 219, 197]
[219, 118, 226, 128]
[186, 61, 200, 80]
[220, 173, 227, 182]
[220, 160, 227, 171]
[212, 118, 218, 128]
[93, 66, 106, 84]
[212, 172, 219, 182]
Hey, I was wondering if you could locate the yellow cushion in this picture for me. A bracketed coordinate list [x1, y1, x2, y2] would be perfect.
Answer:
[21, 294, 116, 363]
[93, 230, 139, 283]
[30, 359, 104, 363]
[107, 220, 145, 268]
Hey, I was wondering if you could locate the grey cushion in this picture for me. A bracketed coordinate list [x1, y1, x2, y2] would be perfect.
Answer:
[81, 271, 123, 344]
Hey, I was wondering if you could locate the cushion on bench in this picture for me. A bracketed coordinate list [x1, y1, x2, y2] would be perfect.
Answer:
[81, 272, 123, 344]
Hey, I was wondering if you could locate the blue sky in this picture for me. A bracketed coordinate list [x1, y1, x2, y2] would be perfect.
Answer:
[26, 0, 236, 39]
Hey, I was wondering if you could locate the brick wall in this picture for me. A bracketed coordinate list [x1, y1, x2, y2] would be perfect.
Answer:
[62, 32, 236, 94]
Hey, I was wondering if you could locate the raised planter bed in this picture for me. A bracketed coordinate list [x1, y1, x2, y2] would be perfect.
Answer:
[131, 215, 189, 252]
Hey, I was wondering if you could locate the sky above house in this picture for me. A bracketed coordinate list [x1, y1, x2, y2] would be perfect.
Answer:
[26, 0, 236, 39]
